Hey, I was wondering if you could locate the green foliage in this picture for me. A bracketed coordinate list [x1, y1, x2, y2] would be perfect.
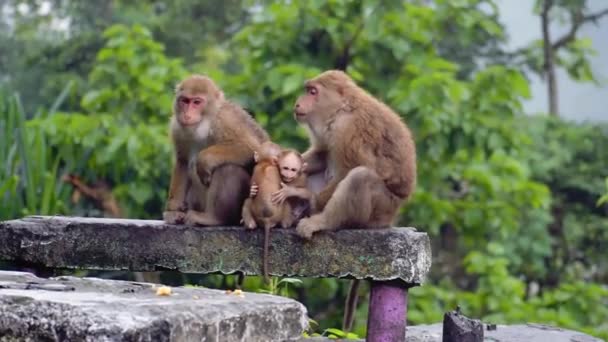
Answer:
[598, 179, 608, 206]
[1, 1, 607, 340]
[82, 24, 187, 122]
[0, 89, 72, 220]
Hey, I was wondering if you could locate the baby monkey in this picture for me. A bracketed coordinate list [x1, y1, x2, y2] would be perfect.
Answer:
[250, 148, 312, 228]
[242, 144, 311, 283]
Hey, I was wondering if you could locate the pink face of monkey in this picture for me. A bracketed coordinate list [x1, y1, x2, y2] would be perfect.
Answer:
[173, 75, 223, 126]
[278, 152, 306, 183]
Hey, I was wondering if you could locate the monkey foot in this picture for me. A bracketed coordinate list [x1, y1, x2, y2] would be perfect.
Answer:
[296, 215, 325, 240]
[163, 211, 186, 224]
[243, 218, 257, 230]
[184, 210, 220, 226]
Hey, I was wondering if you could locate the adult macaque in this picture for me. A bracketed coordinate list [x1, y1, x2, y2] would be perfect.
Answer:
[293, 70, 416, 237]
[164, 75, 269, 226]
[293, 70, 417, 332]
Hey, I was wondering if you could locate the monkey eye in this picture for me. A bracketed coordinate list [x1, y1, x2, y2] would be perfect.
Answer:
[307, 86, 318, 96]
[192, 98, 203, 106]
[180, 97, 190, 105]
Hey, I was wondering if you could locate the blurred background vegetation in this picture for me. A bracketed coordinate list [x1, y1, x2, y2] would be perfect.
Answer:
[1, 0, 607, 339]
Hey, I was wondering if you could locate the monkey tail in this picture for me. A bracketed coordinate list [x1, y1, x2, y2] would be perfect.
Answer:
[342, 279, 361, 332]
[263, 224, 271, 284]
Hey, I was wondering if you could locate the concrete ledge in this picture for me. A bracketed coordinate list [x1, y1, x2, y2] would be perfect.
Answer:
[0, 271, 307, 341]
[0, 216, 431, 284]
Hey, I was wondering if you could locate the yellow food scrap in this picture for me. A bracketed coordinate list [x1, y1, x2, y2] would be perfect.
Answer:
[156, 286, 172, 296]
[193, 295, 200, 299]
[224, 289, 244, 297]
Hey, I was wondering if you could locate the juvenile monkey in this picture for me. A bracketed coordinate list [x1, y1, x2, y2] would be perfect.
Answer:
[293, 70, 417, 331]
[241, 141, 285, 230]
[270, 149, 312, 226]
[163, 75, 269, 226]
[240, 141, 288, 283]
[249, 149, 312, 227]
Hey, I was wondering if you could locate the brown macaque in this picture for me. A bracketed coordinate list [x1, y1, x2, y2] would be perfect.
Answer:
[270, 149, 312, 227]
[293, 70, 417, 331]
[240, 141, 287, 283]
[163, 75, 269, 226]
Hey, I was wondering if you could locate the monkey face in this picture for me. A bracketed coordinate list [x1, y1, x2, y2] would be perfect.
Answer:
[294, 80, 343, 125]
[294, 83, 318, 122]
[175, 95, 206, 126]
[173, 75, 224, 127]
[278, 153, 303, 183]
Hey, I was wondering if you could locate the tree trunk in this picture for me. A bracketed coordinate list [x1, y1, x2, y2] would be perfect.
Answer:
[541, 0, 559, 117]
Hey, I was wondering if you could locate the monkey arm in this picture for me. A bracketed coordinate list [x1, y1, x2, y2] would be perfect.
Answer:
[287, 186, 312, 200]
[197, 143, 254, 176]
[302, 147, 327, 174]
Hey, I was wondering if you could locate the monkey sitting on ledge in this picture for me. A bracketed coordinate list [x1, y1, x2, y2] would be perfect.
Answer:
[292, 70, 417, 332]
[241, 142, 311, 282]
[248, 147, 312, 228]
[163, 74, 269, 226]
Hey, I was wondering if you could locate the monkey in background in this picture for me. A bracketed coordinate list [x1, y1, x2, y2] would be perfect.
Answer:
[293, 70, 417, 331]
[164, 75, 269, 226]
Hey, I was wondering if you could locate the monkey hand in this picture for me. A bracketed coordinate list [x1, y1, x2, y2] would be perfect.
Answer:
[249, 183, 259, 198]
[271, 183, 292, 204]
[296, 215, 324, 240]
[163, 210, 186, 224]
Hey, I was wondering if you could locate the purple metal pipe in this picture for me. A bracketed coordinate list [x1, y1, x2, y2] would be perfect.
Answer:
[366, 281, 408, 342]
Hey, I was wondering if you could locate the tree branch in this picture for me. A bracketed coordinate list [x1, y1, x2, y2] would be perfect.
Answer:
[553, 7, 608, 50]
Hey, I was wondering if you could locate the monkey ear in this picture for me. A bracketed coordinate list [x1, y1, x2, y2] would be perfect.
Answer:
[302, 162, 308, 172]
[217, 91, 225, 100]
[271, 157, 278, 165]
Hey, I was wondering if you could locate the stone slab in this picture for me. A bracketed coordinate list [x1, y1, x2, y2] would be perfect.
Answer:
[404, 323, 603, 342]
[0, 271, 307, 342]
[0, 216, 431, 284]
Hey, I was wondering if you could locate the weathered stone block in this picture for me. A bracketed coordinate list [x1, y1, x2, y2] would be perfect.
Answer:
[0, 216, 431, 284]
[0, 271, 307, 342]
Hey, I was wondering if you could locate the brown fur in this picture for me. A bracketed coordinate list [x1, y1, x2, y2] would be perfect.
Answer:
[241, 142, 288, 283]
[293, 70, 417, 332]
[163, 75, 269, 226]
[274, 150, 312, 227]
[293, 69, 416, 236]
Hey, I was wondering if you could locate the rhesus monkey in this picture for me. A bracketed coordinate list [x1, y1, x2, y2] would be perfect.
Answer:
[163, 75, 269, 226]
[240, 141, 289, 283]
[270, 149, 312, 226]
[249, 149, 313, 227]
[293, 70, 417, 331]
